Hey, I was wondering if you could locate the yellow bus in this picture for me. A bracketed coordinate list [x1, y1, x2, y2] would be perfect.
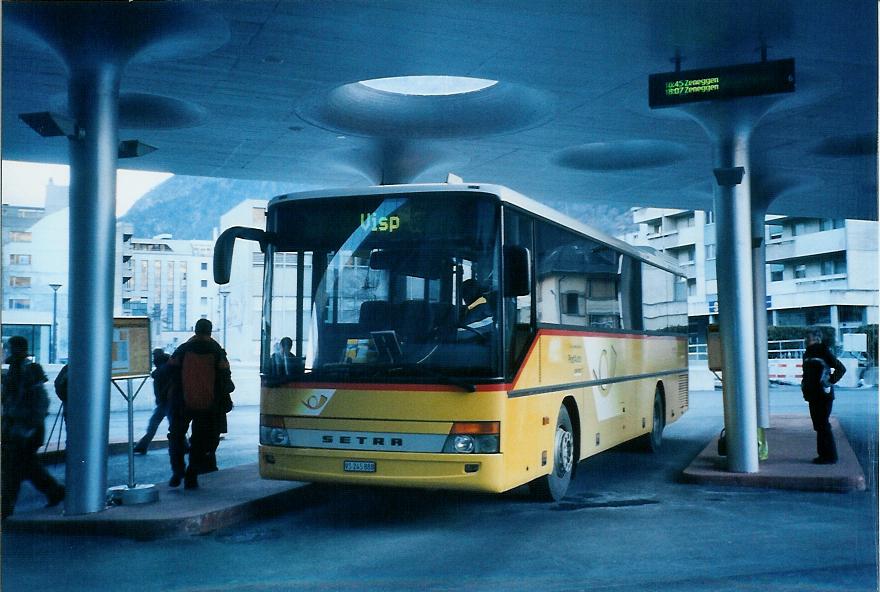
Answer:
[215, 183, 688, 501]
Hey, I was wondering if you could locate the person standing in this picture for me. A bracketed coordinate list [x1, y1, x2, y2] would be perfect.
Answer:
[1, 336, 65, 518]
[166, 319, 233, 489]
[801, 328, 846, 465]
[134, 349, 172, 455]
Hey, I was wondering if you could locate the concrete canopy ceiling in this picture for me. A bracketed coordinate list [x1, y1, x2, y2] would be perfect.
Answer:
[2, 0, 877, 220]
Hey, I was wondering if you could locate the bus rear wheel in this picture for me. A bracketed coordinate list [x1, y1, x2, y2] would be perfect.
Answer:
[530, 405, 574, 502]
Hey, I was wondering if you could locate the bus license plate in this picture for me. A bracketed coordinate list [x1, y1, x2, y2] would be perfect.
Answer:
[344, 460, 376, 473]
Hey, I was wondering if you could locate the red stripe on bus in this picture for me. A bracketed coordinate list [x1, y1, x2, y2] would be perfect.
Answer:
[276, 382, 508, 392]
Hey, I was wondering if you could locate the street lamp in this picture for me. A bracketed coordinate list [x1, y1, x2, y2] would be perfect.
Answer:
[49, 283, 62, 363]
[219, 286, 230, 349]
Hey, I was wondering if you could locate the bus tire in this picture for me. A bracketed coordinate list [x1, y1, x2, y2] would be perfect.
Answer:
[530, 405, 575, 502]
[640, 387, 665, 452]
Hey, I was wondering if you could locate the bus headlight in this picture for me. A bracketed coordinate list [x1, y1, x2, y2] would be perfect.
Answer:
[260, 414, 290, 446]
[453, 435, 475, 453]
[442, 421, 500, 454]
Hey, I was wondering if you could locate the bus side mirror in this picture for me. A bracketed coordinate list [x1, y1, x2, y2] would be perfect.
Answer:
[504, 245, 531, 297]
[214, 226, 273, 284]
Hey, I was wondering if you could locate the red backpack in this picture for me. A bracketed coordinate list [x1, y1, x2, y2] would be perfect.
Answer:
[180, 351, 218, 410]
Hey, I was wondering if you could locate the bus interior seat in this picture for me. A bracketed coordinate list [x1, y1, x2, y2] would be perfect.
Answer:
[395, 300, 434, 344]
[359, 300, 391, 332]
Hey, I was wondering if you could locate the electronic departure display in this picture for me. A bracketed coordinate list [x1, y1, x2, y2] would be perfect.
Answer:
[648, 58, 795, 109]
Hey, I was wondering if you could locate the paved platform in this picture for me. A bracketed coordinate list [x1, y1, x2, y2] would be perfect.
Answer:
[682, 414, 866, 492]
[2, 464, 309, 539]
[38, 437, 170, 465]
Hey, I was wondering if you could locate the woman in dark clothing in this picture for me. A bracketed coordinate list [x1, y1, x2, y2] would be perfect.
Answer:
[801, 329, 846, 464]
[1, 336, 65, 518]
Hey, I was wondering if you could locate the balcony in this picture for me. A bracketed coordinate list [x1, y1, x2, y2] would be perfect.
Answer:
[765, 228, 846, 262]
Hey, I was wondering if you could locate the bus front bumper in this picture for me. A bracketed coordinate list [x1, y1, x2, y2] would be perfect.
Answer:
[259, 445, 507, 493]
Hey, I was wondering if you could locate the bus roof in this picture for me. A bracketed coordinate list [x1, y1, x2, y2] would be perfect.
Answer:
[269, 183, 684, 276]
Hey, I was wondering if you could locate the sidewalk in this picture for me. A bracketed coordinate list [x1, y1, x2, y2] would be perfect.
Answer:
[682, 414, 866, 492]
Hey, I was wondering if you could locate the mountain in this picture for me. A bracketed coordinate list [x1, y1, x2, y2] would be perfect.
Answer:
[122, 176, 638, 240]
[119, 176, 308, 240]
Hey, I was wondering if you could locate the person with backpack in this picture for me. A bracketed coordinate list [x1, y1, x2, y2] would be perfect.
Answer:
[1, 336, 65, 518]
[166, 319, 234, 489]
[801, 328, 846, 465]
[133, 349, 172, 455]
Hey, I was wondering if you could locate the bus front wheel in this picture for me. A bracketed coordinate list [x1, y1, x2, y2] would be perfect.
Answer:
[530, 405, 575, 502]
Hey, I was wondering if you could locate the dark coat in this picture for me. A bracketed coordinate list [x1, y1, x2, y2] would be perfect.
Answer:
[802, 342, 846, 401]
[2, 357, 50, 445]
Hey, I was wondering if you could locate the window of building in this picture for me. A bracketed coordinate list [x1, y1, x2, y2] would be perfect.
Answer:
[794, 264, 807, 279]
[674, 277, 687, 301]
[8, 298, 31, 310]
[560, 292, 582, 316]
[834, 256, 847, 274]
[200, 297, 208, 306]
[9, 231, 32, 242]
[705, 244, 716, 260]
[839, 306, 865, 324]
[687, 278, 697, 297]
[200, 262, 208, 271]
[9, 276, 31, 288]
[9, 254, 31, 265]
[704, 210, 715, 225]
[679, 247, 695, 265]
[821, 259, 834, 276]
[648, 221, 661, 235]
[767, 224, 783, 240]
[770, 264, 784, 282]
[792, 221, 809, 237]
[200, 279, 208, 288]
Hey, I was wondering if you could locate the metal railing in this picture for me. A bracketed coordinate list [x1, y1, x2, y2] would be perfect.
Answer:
[689, 339, 805, 362]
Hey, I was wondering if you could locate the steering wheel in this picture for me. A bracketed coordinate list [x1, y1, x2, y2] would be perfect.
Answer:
[458, 323, 488, 343]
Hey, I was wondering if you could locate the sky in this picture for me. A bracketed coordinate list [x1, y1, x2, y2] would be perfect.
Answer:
[1, 160, 172, 216]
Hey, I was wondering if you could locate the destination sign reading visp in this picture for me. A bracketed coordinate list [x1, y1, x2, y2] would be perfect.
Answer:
[648, 58, 795, 109]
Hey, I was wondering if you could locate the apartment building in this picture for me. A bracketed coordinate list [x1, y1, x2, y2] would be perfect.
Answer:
[628, 208, 878, 344]
[2, 181, 219, 361]
[118, 226, 217, 352]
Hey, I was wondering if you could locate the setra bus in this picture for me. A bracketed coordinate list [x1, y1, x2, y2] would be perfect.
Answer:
[215, 182, 688, 501]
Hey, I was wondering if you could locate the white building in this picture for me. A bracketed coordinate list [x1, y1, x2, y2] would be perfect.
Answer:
[2, 180, 221, 361]
[218, 199, 269, 363]
[629, 208, 879, 345]
[2, 206, 70, 363]
[118, 228, 217, 353]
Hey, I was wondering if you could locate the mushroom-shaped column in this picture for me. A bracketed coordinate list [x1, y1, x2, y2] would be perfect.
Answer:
[6, 2, 227, 514]
[681, 99, 784, 473]
[296, 77, 553, 184]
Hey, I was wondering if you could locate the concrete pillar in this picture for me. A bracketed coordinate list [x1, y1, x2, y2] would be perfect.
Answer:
[712, 131, 760, 473]
[64, 64, 122, 514]
[752, 203, 771, 429]
[830, 305, 840, 343]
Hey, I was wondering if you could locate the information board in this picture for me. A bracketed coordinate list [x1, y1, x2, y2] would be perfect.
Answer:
[649, 58, 795, 109]
[112, 317, 151, 378]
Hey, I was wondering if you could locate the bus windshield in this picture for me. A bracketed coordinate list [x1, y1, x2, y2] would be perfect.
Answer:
[265, 192, 501, 385]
